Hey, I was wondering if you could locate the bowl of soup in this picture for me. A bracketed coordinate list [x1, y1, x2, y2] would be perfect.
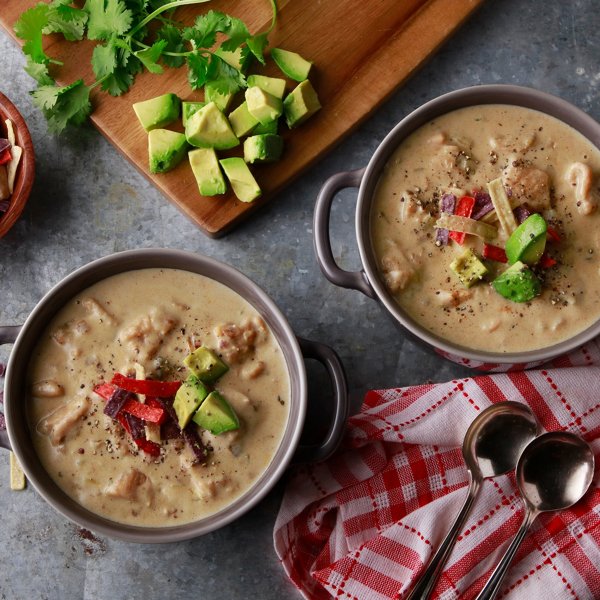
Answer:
[0, 249, 348, 542]
[314, 85, 600, 369]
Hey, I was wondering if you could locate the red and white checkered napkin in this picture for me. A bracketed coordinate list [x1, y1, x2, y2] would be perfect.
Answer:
[274, 342, 600, 600]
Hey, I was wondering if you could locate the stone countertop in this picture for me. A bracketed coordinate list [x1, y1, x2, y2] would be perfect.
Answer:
[1, 0, 599, 598]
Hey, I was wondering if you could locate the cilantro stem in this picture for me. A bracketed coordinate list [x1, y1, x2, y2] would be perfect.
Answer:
[132, 38, 192, 58]
[89, 74, 110, 90]
[267, 0, 278, 33]
[128, 0, 212, 37]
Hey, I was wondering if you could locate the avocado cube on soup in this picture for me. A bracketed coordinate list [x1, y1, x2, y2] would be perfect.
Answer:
[192, 391, 239, 435]
[173, 375, 209, 429]
[184, 346, 229, 382]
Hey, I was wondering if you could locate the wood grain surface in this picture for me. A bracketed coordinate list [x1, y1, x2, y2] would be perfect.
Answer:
[0, 0, 483, 237]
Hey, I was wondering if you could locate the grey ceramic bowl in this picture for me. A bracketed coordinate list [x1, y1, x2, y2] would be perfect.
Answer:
[0, 248, 348, 542]
[314, 84, 600, 370]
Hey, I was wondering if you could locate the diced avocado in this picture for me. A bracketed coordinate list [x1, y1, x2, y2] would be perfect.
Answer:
[192, 390, 239, 435]
[219, 157, 262, 203]
[244, 134, 284, 164]
[173, 375, 209, 429]
[283, 80, 321, 128]
[271, 47, 313, 82]
[184, 346, 229, 382]
[185, 102, 239, 150]
[182, 101, 205, 126]
[252, 119, 278, 135]
[246, 74, 286, 99]
[133, 93, 180, 131]
[148, 129, 188, 174]
[492, 261, 542, 303]
[215, 46, 253, 73]
[205, 83, 234, 112]
[245, 87, 283, 125]
[450, 248, 488, 288]
[229, 102, 259, 138]
[188, 148, 227, 196]
[505, 213, 547, 265]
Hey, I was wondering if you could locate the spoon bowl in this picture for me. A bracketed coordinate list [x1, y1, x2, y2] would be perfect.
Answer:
[406, 402, 540, 600]
[518, 432, 595, 512]
[463, 402, 541, 480]
[475, 431, 595, 600]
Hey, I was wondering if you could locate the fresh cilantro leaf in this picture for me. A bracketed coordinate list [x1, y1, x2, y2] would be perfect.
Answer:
[245, 33, 268, 65]
[182, 10, 229, 48]
[85, 0, 133, 41]
[44, 3, 88, 41]
[24, 56, 55, 85]
[205, 54, 246, 95]
[14, 3, 51, 64]
[157, 23, 185, 68]
[91, 40, 118, 79]
[186, 51, 209, 90]
[31, 80, 92, 133]
[134, 39, 167, 73]
[123, 0, 149, 15]
[101, 67, 136, 95]
[100, 45, 142, 95]
[219, 16, 249, 51]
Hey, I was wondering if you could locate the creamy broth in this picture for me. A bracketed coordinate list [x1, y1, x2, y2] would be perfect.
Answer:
[371, 104, 600, 352]
[27, 268, 290, 526]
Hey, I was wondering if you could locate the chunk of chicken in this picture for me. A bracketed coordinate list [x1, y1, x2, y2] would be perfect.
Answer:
[380, 253, 415, 294]
[51, 319, 90, 358]
[428, 133, 476, 180]
[503, 161, 551, 212]
[106, 469, 153, 506]
[566, 162, 598, 215]
[81, 297, 118, 326]
[398, 190, 430, 223]
[31, 379, 65, 398]
[120, 308, 178, 360]
[435, 289, 473, 308]
[489, 132, 536, 154]
[214, 317, 268, 363]
[241, 360, 265, 380]
[187, 467, 235, 501]
[38, 397, 90, 446]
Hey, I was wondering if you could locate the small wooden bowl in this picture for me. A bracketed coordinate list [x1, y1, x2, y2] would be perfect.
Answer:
[0, 91, 35, 238]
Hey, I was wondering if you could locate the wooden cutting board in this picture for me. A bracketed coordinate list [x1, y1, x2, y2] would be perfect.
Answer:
[0, 0, 483, 237]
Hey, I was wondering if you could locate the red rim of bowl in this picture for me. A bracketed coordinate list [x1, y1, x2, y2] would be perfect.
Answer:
[0, 91, 35, 238]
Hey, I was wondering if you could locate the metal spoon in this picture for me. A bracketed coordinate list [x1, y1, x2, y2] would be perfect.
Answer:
[475, 431, 595, 600]
[406, 402, 540, 600]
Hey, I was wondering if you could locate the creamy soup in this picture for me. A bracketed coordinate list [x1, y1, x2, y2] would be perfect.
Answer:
[27, 268, 290, 526]
[371, 104, 600, 353]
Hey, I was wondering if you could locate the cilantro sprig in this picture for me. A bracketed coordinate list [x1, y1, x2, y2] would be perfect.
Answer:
[15, 0, 278, 133]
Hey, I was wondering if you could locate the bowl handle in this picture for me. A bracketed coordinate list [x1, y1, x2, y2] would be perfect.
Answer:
[294, 337, 349, 464]
[0, 325, 20, 450]
[313, 168, 376, 299]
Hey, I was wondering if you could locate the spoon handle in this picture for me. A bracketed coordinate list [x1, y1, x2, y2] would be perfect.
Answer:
[405, 474, 480, 600]
[475, 510, 537, 600]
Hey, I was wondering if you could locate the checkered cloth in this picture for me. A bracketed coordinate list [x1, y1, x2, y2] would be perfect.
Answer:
[274, 342, 600, 600]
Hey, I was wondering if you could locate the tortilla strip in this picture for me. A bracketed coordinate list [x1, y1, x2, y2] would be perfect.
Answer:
[435, 213, 498, 240]
[487, 177, 518, 236]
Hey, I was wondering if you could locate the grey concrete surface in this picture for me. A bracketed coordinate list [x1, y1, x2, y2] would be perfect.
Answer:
[1, 0, 599, 598]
